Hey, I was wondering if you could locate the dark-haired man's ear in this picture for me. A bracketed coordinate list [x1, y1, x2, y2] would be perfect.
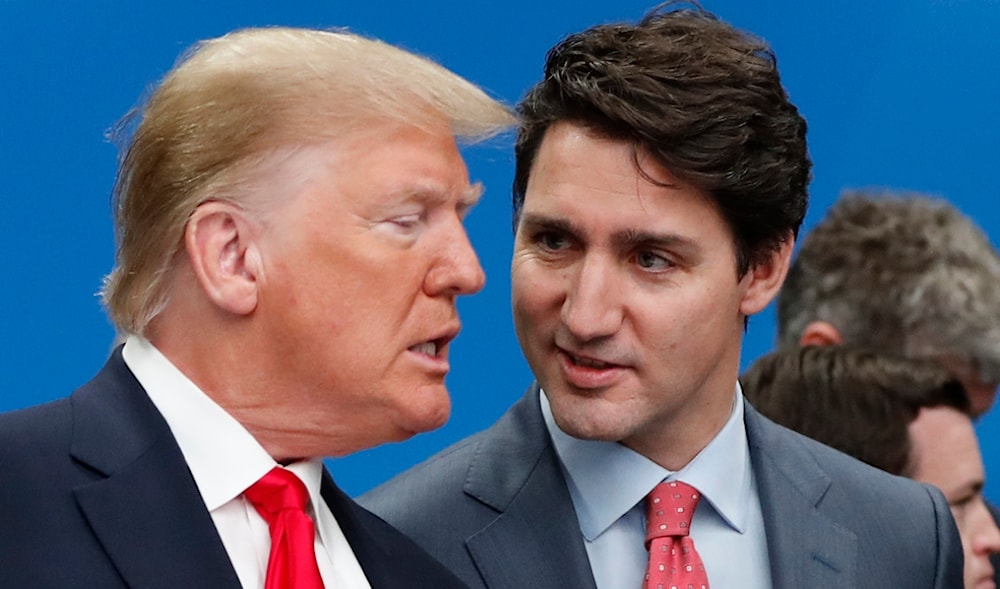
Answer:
[738, 236, 794, 317]
[184, 201, 261, 316]
[800, 321, 843, 346]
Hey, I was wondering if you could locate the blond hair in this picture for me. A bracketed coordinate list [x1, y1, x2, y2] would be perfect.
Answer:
[102, 27, 514, 334]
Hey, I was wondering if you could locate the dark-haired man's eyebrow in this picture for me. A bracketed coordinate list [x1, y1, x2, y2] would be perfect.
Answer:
[613, 228, 702, 261]
[517, 213, 582, 237]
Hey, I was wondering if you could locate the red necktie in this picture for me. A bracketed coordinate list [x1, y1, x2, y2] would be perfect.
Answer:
[244, 467, 326, 589]
[644, 480, 710, 589]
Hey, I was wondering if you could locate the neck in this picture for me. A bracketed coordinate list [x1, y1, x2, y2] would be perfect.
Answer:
[625, 387, 736, 471]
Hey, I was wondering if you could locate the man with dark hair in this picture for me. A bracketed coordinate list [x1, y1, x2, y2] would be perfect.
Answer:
[361, 5, 962, 588]
[777, 188, 1000, 585]
[777, 189, 1000, 417]
[742, 345, 1000, 589]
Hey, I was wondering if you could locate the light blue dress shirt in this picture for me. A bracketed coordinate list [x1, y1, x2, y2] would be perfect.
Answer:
[540, 387, 772, 589]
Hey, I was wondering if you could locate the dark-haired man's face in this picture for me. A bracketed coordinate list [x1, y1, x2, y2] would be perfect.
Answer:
[909, 406, 1000, 589]
[511, 122, 788, 469]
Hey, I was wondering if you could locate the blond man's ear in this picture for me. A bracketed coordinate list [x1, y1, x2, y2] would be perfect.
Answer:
[184, 201, 262, 317]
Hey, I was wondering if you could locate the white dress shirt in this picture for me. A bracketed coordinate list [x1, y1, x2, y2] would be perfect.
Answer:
[541, 387, 772, 589]
[123, 336, 372, 589]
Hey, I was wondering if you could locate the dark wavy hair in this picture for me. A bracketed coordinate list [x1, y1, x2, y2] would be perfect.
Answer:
[741, 345, 970, 476]
[513, 2, 811, 275]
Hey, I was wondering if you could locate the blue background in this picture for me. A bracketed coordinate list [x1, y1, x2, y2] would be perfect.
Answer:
[2, 0, 999, 498]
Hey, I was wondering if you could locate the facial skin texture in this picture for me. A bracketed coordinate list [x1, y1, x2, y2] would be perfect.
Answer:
[511, 122, 791, 470]
[167, 122, 486, 461]
[909, 406, 1000, 589]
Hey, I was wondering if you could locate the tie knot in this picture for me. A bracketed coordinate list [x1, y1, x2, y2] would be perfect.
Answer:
[244, 467, 311, 523]
[646, 480, 701, 542]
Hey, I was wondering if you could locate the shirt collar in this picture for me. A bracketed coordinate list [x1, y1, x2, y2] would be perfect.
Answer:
[541, 385, 751, 541]
[283, 459, 327, 521]
[122, 335, 312, 511]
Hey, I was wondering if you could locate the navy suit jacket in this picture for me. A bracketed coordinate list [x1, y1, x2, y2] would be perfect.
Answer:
[0, 350, 468, 589]
[360, 385, 964, 589]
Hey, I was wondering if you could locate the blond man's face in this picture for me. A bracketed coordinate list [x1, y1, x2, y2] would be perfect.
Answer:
[247, 122, 485, 454]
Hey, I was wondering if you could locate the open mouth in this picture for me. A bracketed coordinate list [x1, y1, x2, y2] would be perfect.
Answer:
[408, 331, 456, 358]
[565, 351, 620, 369]
[408, 340, 441, 357]
[569, 354, 611, 368]
[557, 348, 627, 389]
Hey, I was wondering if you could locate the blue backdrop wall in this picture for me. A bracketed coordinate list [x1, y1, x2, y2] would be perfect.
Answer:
[2, 0, 999, 498]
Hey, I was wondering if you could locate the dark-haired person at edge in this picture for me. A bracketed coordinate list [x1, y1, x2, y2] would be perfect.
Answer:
[744, 345, 1000, 589]
[777, 189, 1000, 586]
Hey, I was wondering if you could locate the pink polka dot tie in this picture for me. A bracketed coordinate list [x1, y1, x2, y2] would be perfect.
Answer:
[644, 480, 710, 589]
[244, 467, 326, 589]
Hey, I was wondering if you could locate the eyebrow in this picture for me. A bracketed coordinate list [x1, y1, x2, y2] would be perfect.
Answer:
[967, 480, 985, 495]
[461, 182, 484, 208]
[518, 212, 700, 253]
[518, 213, 578, 235]
[950, 479, 985, 503]
[390, 181, 484, 209]
[612, 228, 700, 254]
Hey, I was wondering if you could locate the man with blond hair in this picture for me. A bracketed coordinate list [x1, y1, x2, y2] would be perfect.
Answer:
[0, 26, 512, 588]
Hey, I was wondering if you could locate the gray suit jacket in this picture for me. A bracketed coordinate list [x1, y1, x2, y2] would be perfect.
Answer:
[361, 385, 963, 588]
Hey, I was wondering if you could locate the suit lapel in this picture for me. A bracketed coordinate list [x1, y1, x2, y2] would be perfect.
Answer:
[320, 471, 392, 586]
[745, 404, 857, 589]
[462, 386, 598, 589]
[456, 388, 858, 589]
[321, 471, 467, 589]
[70, 351, 241, 589]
